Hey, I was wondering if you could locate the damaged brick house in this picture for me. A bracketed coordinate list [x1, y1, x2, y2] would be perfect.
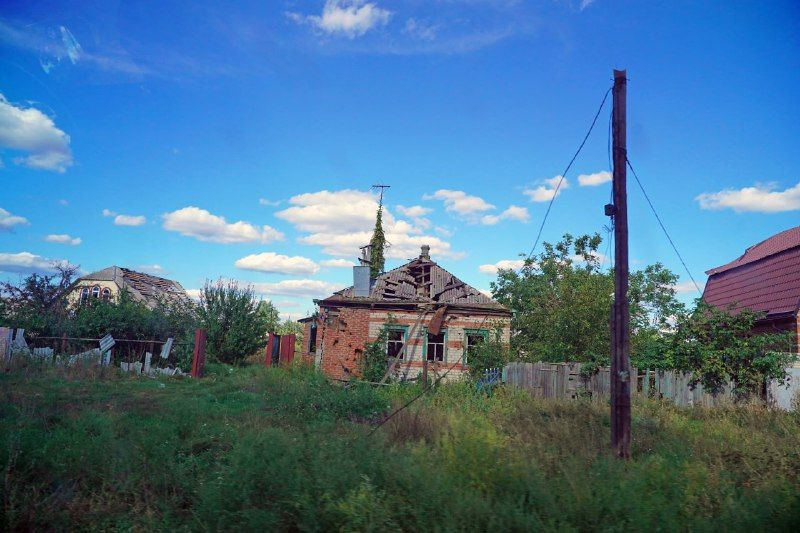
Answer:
[299, 245, 512, 381]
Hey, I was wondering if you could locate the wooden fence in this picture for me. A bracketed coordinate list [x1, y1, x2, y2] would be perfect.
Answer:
[503, 361, 797, 409]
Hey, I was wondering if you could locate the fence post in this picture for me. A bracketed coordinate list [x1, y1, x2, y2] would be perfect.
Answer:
[265, 333, 278, 367]
[191, 329, 207, 378]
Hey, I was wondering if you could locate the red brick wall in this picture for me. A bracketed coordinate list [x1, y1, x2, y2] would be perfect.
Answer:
[318, 307, 372, 380]
[315, 306, 511, 381]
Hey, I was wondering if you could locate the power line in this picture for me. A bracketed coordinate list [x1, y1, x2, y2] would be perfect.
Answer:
[626, 158, 703, 295]
[526, 86, 613, 262]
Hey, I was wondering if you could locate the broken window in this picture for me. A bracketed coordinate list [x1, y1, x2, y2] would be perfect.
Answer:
[465, 329, 488, 365]
[386, 328, 406, 359]
[308, 323, 317, 353]
[426, 331, 445, 362]
[101, 288, 111, 301]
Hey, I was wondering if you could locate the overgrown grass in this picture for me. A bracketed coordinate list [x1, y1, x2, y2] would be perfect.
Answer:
[1, 363, 798, 531]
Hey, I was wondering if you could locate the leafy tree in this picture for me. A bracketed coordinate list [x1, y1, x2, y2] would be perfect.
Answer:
[669, 301, 795, 399]
[491, 233, 684, 364]
[197, 279, 273, 364]
[360, 325, 389, 383]
[369, 205, 386, 279]
[0, 264, 78, 336]
[466, 327, 510, 379]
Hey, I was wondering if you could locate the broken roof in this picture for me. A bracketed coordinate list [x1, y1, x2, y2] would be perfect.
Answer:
[703, 225, 800, 318]
[78, 266, 190, 308]
[319, 247, 510, 314]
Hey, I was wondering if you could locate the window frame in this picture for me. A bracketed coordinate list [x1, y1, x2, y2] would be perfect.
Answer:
[79, 286, 90, 305]
[423, 328, 447, 363]
[101, 287, 111, 301]
[464, 328, 489, 365]
[91, 285, 101, 299]
[308, 322, 317, 354]
[385, 325, 408, 360]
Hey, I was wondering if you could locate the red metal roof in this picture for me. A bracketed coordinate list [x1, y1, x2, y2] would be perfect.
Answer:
[703, 226, 800, 317]
[706, 225, 800, 275]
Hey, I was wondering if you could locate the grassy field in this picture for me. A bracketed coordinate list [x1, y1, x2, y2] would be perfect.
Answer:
[1, 363, 798, 531]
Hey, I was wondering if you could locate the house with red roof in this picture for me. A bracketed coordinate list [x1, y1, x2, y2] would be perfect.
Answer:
[703, 225, 800, 353]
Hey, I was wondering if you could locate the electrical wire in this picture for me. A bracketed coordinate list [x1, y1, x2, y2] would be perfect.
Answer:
[626, 158, 703, 295]
[526, 86, 613, 262]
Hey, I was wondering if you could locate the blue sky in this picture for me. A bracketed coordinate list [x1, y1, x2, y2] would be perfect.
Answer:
[1, 0, 799, 319]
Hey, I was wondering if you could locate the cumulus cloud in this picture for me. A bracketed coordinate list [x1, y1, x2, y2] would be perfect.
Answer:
[396, 204, 432, 229]
[44, 233, 81, 246]
[0, 251, 73, 274]
[480, 205, 530, 225]
[424, 189, 495, 218]
[162, 206, 284, 243]
[185, 288, 202, 301]
[276, 189, 463, 259]
[696, 181, 800, 213]
[258, 198, 281, 207]
[251, 279, 345, 299]
[114, 214, 147, 226]
[578, 170, 611, 187]
[0, 94, 73, 172]
[235, 252, 320, 276]
[478, 259, 526, 275]
[320, 258, 356, 268]
[102, 209, 147, 226]
[0, 207, 28, 231]
[287, 0, 391, 39]
[524, 176, 568, 202]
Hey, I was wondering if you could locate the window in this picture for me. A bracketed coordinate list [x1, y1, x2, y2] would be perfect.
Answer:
[465, 329, 488, 365]
[426, 331, 446, 362]
[91, 285, 101, 299]
[79, 287, 90, 305]
[386, 328, 406, 359]
[101, 288, 111, 301]
[308, 323, 317, 353]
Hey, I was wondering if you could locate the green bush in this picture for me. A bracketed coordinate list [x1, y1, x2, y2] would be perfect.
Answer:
[197, 279, 277, 364]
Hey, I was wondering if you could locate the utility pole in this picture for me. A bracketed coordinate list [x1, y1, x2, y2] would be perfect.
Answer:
[610, 69, 631, 459]
[372, 184, 390, 207]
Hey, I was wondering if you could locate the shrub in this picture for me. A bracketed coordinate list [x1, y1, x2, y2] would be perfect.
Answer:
[197, 279, 276, 364]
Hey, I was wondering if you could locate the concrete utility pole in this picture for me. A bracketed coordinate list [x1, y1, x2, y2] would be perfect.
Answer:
[610, 69, 631, 459]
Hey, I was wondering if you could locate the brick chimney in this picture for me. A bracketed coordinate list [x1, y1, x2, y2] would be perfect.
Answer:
[420, 245, 431, 261]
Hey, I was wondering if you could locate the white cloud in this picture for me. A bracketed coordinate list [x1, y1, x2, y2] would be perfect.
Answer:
[138, 264, 170, 276]
[424, 189, 495, 217]
[0, 94, 73, 172]
[0, 251, 73, 274]
[671, 281, 703, 294]
[696, 181, 800, 213]
[578, 170, 611, 187]
[276, 189, 463, 260]
[435, 226, 453, 238]
[58, 199, 69, 206]
[259, 198, 281, 207]
[0, 207, 28, 231]
[320, 258, 356, 268]
[524, 176, 569, 203]
[44, 234, 81, 246]
[114, 214, 147, 227]
[479, 259, 525, 275]
[162, 206, 284, 243]
[251, 279, 345, 299]
[185, 288, 202, 301]
[481, 205, 530, 225]
[404, 18, 438, 41]
[396, 205, 431, 218]
[235, 252, 320, 276]
[102, 209, 146, 226]
[580, 0, 597, 11]
[287, 0, 391, 39]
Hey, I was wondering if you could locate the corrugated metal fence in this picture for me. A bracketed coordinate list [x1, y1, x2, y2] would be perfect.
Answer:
[504, 361, 799, 410]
